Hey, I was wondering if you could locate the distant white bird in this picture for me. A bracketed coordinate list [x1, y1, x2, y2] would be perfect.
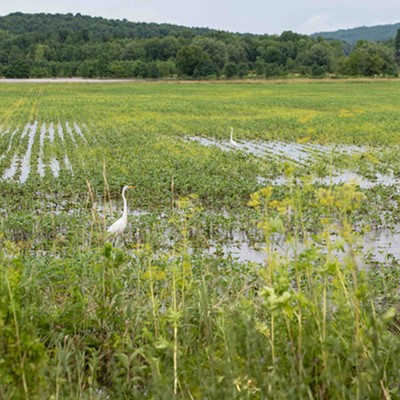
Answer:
[107, 185, 136, 245]
[229, 127, 238, 148]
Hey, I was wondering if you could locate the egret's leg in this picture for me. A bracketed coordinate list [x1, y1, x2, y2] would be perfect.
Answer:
[112, 235, 118, 247]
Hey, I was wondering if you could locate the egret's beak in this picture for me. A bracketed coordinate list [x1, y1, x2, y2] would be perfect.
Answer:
[127, 186, 137, 189]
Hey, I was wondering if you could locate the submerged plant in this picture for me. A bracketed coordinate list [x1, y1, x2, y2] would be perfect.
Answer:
[247, 178, 400, 398]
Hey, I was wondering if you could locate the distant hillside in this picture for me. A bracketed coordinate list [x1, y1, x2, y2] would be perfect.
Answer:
[311, 22, 400, 44]
[0, 11, 215, 39]
[0, 12, 398, 79]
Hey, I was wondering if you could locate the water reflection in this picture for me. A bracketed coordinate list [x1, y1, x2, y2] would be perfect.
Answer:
[185, 136, 367, 165]
[186, 136, 399, 189]
[207, 226, 400, 264]
[262, 170, 399, 190]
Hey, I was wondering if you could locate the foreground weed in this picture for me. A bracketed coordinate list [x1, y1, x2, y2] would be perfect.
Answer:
[248, 178, 400, 398]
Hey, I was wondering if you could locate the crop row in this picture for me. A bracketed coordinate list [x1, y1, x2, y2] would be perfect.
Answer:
[185, 135, 367, 165]
[0, 81, 399, 214]
[0, 121, 89, 183]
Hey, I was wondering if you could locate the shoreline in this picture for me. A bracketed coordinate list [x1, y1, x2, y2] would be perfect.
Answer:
[0, 77, 400, 84]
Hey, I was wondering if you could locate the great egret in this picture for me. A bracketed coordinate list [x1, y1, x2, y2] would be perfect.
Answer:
[107, 185, 136, 245]
[229, 127, 238, 148]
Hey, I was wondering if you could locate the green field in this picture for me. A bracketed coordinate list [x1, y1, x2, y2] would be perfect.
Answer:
[1, 80, 400, 399]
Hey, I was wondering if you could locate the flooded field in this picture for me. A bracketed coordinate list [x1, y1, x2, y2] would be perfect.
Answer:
[186, 136, 399, 190]
[1, 81, 400, 399]
[0, 121, 399, 263]
[0, 121, 90, 182]
[185, 135, 367, 164]
[206, 225, 400, 264]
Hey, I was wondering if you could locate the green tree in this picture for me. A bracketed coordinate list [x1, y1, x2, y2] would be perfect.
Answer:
[254, 58, 266, 76]
[265, 63, 285, 77]
[176, 45, 208, 77]
[57, 61, 78, 77]
[7, 45, 25, 62]
[301, 44, 332, 73]
[4, 59, 30, 78]
[60, 45, 83, 62]
[157, 59, 176, 77]
[121, 41, 144, 61]
[237, 62, 249, 78]
[394, 28, 400, 61]
[279, 30, 305, 42]
[77, 59, 98, 77]
[264, 45, 284, 64]
[30, 60, 57, 77]
[192, 37, 228, 71]
[144, 37, 179, 61]
[257, 39, 291, 66]
[194, 59, 219, 78]
[339, 42, 398, 76]
[108, 60, 133, 77]
[133, 60, 148, 77]
[34, 44, 49, 62]
[226, 41, 248, 64]
[224, 61, 238, 78]
[146, 61, 161, 78]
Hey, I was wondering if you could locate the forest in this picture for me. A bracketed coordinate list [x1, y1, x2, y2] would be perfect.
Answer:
[0, 12, 399, 79]
[311, 21, 400, 45]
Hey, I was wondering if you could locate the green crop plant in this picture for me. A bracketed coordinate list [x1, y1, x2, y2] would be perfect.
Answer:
[0, 80, 399, 398]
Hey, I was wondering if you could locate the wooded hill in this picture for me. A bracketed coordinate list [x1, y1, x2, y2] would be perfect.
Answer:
[311, 22, 400, 45]
[0, 12, 399, 79]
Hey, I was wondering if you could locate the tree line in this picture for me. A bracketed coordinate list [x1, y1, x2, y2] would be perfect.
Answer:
[0, 12, 399, 79]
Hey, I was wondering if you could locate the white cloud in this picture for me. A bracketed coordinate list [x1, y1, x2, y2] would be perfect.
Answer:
[298, 13, 362, 34]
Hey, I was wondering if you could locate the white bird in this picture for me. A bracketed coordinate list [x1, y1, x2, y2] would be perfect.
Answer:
[107, 185, 136, 245]
[229, 127, 238, 148]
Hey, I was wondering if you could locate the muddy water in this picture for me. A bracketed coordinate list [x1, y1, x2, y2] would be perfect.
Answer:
[20, 121, 38, 183]
[209, 224, 400, 266]
[58, 122, 74, 174]
[185, 136, 399, 189]
[3, 154, 19, 179]
[2, 127, 24, 179]
[57, 122, 64, 141]
[0, 121, 84, 181]
[263, 170, 400, 190]
[73, 122, 88, 143]
[50, 157, 60, 177]
[363, 227, 400, 261]
[244, 140, 310, 165]
[65, 121, 77, 145]
[38, 123, 61, 178]
[207, 226, 400, 264]
[64, 155, 73, 174]
[185, 136, 367, 165]
[37, 123, 47, 177]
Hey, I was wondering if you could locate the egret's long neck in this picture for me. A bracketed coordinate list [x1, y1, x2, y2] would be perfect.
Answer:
[230, 128, 233, 140]
[122, 189, 128, 218]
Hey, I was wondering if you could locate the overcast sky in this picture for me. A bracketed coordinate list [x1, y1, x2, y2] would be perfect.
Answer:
[0, 0, 399, 35]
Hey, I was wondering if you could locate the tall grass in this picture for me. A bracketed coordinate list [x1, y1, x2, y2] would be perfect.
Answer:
[1, 177, 399, 399]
